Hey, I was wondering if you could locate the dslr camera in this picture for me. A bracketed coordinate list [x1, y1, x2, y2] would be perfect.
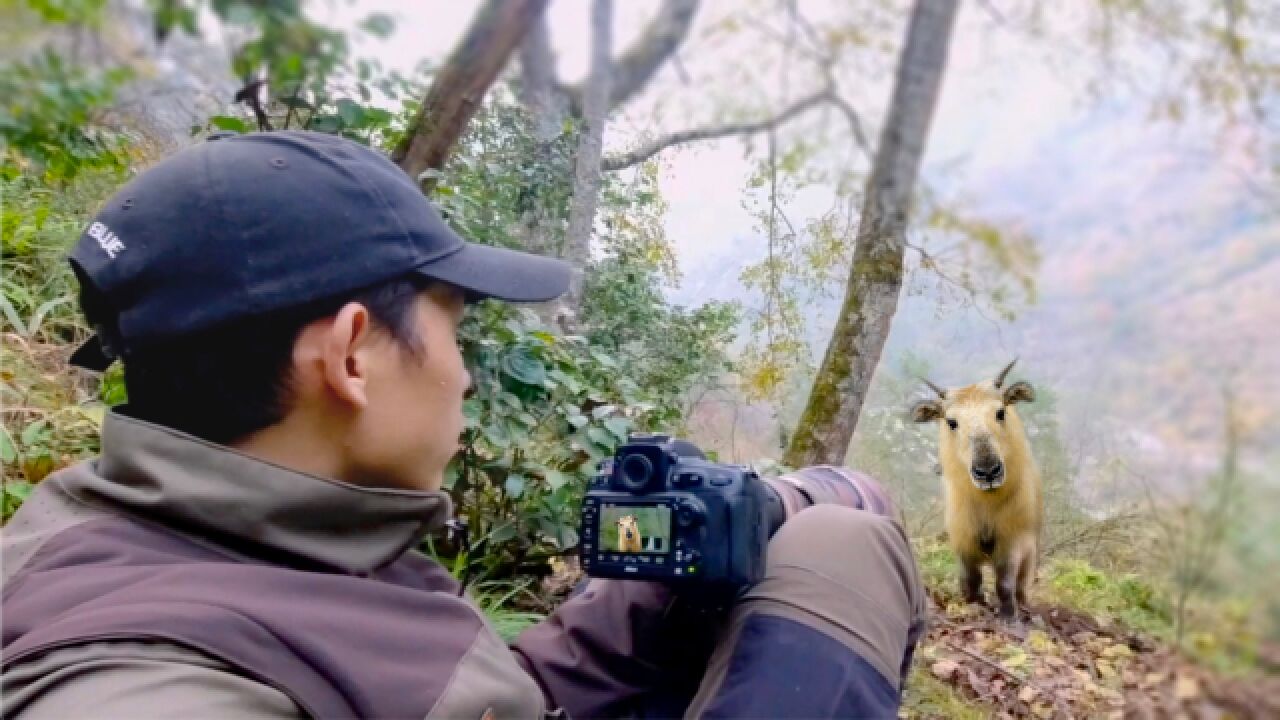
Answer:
[580, 434, 784, 592]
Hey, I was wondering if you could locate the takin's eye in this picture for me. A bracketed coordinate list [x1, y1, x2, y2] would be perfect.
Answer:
[946, 418, 958, 431]
[996, 408, 1006, 422]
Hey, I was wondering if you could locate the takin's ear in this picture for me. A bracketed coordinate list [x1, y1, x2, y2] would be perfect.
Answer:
[1003, 380, 1035, 406]
[910, 399, 944, 423]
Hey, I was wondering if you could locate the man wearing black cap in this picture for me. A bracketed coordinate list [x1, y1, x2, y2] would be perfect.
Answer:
[1, 131, 925, 719]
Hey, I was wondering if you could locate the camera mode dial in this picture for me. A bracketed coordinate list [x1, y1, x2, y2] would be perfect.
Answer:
[675, 499, 706, 529]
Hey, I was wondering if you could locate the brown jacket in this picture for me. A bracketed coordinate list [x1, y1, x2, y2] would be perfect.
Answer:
[1, 411, 699, 719]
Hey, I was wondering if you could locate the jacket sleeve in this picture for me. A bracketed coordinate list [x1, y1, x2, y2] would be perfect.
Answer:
[509, 579, 720, 719]
[2, 640, 304, 719]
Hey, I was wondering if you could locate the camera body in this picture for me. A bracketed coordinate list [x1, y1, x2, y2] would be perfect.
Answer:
[580, 434, 777, 592]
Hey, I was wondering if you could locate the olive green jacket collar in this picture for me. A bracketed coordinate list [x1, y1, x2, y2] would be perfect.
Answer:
[80, 409, 452, 573]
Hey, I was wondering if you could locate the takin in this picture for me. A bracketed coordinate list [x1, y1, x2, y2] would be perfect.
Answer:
[616, 515, 643, 553]
[910, 358, 1043, 620]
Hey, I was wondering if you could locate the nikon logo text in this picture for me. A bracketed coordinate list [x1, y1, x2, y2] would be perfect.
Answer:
[88, 222, 125, 258]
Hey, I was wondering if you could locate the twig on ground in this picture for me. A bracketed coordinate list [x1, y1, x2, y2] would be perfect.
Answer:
[940, 637, 1071, 717]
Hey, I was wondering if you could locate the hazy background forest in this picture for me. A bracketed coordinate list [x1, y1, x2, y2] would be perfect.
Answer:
[2, 0, 1278, 716]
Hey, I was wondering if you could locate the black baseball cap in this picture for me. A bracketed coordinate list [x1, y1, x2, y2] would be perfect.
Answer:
[68, 130, 570, 370]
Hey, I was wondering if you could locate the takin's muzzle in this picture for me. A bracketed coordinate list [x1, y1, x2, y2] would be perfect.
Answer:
[969, 455, 1005, 491]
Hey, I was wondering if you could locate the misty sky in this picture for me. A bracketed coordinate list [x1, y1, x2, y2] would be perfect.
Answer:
[318, 0, 1276, 468]
[322, 1, 1266, 290]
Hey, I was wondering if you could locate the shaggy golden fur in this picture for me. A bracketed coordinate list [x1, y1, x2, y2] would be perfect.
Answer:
[912, 363, 1043, 619]
[616, 515, 643, 553]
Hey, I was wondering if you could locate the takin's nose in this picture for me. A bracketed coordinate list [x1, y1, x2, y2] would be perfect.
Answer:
[970, 459, 1005, 487]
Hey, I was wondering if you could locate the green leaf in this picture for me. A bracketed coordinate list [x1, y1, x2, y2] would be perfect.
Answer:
[209, 115, 249, 133]
[567, 414, 588, 429]
[362, 107, 393, 126]
[549, 369, 582, 394]
[506, 420, 530, 446]
[21, 420, 47, 446]
[336, 98, 364, 128]
[5, 480, 33, 498]
[591, 404, 617, 420]
[504, 473, 526, 499]
[462, 398, 481, 423]
[359, 12, 396, 38]
[586, 426, 614, 449]
[489, 522, 517, 543]
[604, 417, 631, 440]
[556, 525, 579, 550]
[503, 346, 547, 386]
[483, 422, 511, 449]
[0, 429, 17, 464]
[543, 468, 570, 491]
[309, 114, 343, 134]
[442, 462, 459, 490]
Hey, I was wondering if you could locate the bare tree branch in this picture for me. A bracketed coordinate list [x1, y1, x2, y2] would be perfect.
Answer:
[739, 15, 829, 64]
[976, 0, 1009, 25]
[561, 0, 700, 114]
[392, 0, 550, 183]
[233, 79, 273, 131]
[602, 87, 865, 171]
[825, 93, 873, 157]
[600, 1, 874, 173]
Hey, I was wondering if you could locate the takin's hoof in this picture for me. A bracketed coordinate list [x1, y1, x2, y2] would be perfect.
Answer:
[1000, 615, 1028, 639]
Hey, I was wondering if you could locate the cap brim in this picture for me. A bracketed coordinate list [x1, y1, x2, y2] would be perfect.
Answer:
[69, 335, 114, 371]
[414, 242, 571, 304]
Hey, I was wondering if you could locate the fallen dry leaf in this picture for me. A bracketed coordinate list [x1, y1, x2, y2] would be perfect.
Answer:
[1174, 673, 1200, 700]
[1100, 643, 1132, 660]
[1018, 685, 1038, 703]
[931, 659, 959, 680]
[1027, 630, 1055, 654]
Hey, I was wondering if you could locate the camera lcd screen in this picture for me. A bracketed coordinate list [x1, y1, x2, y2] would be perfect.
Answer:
[599, 504, 671, 555]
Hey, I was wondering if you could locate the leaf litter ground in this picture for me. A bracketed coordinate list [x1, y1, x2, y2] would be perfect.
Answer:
[912, 589, 1280, 719]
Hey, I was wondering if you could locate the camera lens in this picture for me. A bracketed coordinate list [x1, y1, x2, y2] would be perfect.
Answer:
[618, 454, 653, 492]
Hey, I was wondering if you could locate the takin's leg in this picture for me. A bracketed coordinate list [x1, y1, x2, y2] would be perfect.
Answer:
[994, 555, 1019, 621]
[959, 554, 984, 605]
[1016, 540, 1038, 611]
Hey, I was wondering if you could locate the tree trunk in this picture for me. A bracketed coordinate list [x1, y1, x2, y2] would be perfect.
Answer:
[561, 0, 699, 115]
[392, 0, 550, 182]
[516, 13, 570, 263]
[556, 0, 613, 328]
[783, 0, 959, 468]
[518, 13, 566, 143]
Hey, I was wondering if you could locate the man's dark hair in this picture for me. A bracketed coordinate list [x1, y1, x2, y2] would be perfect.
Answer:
[94, 276, 428, 445]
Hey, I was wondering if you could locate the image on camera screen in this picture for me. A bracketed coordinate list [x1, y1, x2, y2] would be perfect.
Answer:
[599, 504, 671, 554]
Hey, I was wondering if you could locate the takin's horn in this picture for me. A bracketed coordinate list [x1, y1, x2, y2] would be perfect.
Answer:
[919, 376, 947, 398]
[994, 357, 1019, 389]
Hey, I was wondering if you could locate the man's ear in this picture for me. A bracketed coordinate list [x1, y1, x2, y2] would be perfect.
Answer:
[1003, 380, 1035, 406]
[910, 399, 944, 423]
[314, 302, 375, 409]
